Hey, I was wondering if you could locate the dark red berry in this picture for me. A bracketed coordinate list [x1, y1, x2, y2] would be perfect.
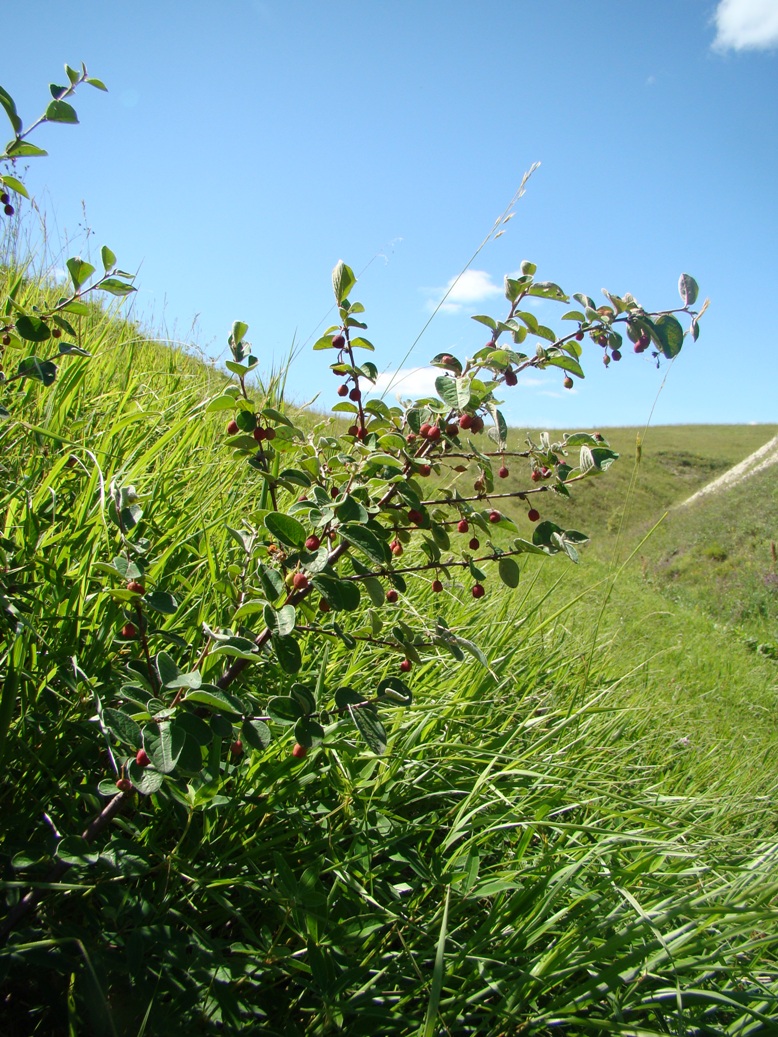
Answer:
[121, 622, 137, 639]
[0, 193, 9, 204]
[470, 416, 484, 434]
[531, 469, 542, 482]
[472, 583, 485, 599]
[292, 572, 309, 591]
[116, 777, 133, 792]
[611, 349, 622, 362]
[386, 589, 399, 603]
[504, 369, 517, 386]
[305, 535, 321, 551]
[337, 383, 349, 397]
[349, 387, 361, 401]
[292, 742, 308, 759]
[126, 580, 145, 594]
[227, 419, 239, 435]
[427, 425, 441, 441]
[431, 579, 443, 593]
[347, 424, 359, 437]
[528, 508, 540, 522]
[445, 423, 459, 437]
[390, 540, 403, 557]
[135, 748, 150, 768]
[3, 204, 14, 217]
[399, 659, 412, 673]
[469, 537, 480, 550]
[264, 427, 276, 440]
[489, 510, 501, 523]
[332, 334, 346, 349]
[1, 334, 10, 346]
[459, 414, 474, 429]
[319, 598, 331, 613]
[252, 426, 265, 442]
[230, 739, 243, 757]
[419, 423, 433, 438]
[575, 330, 584, 341]
[408, 509, 424, 525]
[498, 466, 509, 479]
[417, 464, 431, 477]
[52, 327, 62, 338]
[457, 519, 469, 533]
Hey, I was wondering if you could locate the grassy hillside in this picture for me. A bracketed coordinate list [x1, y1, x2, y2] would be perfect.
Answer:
[1, 274, 777, 1035]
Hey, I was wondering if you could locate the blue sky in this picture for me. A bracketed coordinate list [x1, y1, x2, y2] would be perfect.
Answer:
[3, 0, 777, 428]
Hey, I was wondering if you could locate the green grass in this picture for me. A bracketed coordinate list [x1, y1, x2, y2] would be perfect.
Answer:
[1, 268, 777, 1035]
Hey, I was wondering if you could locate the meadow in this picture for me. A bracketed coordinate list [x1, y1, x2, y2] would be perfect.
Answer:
[1, 261, 777, 1036]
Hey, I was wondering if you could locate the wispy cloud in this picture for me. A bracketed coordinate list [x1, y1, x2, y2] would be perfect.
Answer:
[712, 0, 778, 52]
[372, 367, 440, 400]
[423, 269, 502, 315]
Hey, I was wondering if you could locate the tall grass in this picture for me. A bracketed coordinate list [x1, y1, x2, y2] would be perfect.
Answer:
[1, 269, 777, 1035]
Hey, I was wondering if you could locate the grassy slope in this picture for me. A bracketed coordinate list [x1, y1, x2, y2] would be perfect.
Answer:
[1, 276, 777, 1034]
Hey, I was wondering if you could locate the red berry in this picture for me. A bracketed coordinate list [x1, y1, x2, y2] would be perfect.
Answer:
[390, 540, 403, 556]
[457, 519, 469, 533]
[611, 349, 622, 362]
[349, 387, 361, 401]
[459, 414, 474, 430]
[292, 742, 308, 759]
[337, 383, 349, 397]
[399, 659, 412, 673]
[332, 334, 346, 349]
[469, 537, 480, 550]
[419, 422, 432, 438]
[445, 423, 459, 437]
[431, 579, 443, 593]
[292, 572, 309, 591]
[135, 748, 150, 768]
[408, 509, 424, 525]
[305, 535, 321, 551]
[0, 192, 8, 204]
[563, 376, 573, 389]
[121, 622, 137, 639]
[126, 581, 145, 594]
[406, 432, 417, 443]
[227, 419, 239, 435]
[116, 777, 133, 792]
[347, 424, 359, 437]
[498, 466, 509, 479]
[575, 330, 584, 341]
[531, 469, 542, 482]
[428, 425, 441, 442]
[386, 588, 399, 603]
[472, 583, 485, 599]
[489, 510, 501, 523]
[417, 464, 431, 477]
[474, 476, 485, 492]
[52, 327, 62, 338]
[3, 204, 14, 217]
[319, 598, 331, 613]
[504, 369, 517, 386]
[1, 334, 10, 346]
[230, 739, 243, 757]
[528, 508, 540, 522]
[356, 426, 368, 440]
[470, 416, 484, 434]
[253, 426, 266, 441]
[264, 427, 276, 440]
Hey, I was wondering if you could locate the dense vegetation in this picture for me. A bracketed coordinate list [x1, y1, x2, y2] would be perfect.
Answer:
[1, 64, 777, 1037]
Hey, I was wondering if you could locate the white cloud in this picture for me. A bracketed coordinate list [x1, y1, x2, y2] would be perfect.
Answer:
[424, 269, 502, 314]
[712, 0, 778, 51]
[372, 367, 440, 400]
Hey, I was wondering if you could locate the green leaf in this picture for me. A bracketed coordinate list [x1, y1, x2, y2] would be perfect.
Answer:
[349, 704, 387, 755]
[45, 99, 78, 124]
[55, 836, 100, 867]
[100, 244, 115, 271]
[127, 761, 164, 795]
[294, 716, 324, 748]
[263, 603, 296, 637]
[257, 561, 286, 602]
[349, 337, 374, 351]
[334, 686, 367, 708]
[332, 260, 356, 306]
[0, 173, 28, 198]
[338, 524, 390, 566]
[265, 511, 306, 548]
[144, 591, 178, 614]
[274, 634, 302, 673]
[313, 574, 361, 611]
[231, 320, 249, 346]
[17, 357, 57, 385]
[58, 342, 91, 357]
[242, 718, 271, 750]
[435, 374, 471, 410]
[375, 677, 412, 706]
[85, 77, 108, 91]
[67, 257, 95, 290]
[336, 495, 369, 524]
[15, 316, 51, 342]
[208, 636, 261, 660]
[528, 281, 568, 302]
[0, 86, 22, 134]
[144, 720, 186, 774]
[98, 277, 136, 296]
[185, 687, 248, 716]
[511, 537, 547, 556]
[498, 557, 520, 588]
[4, 142, 47, 159]
[156, 652, 180, 687]
[653, 314, 684, 359]
[103, 708, 142, 747]
[678, 273, 699, 307]
[545, 355, 585, 378]
[290, 683, 316, 713]
[267, 695, 305, 724]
